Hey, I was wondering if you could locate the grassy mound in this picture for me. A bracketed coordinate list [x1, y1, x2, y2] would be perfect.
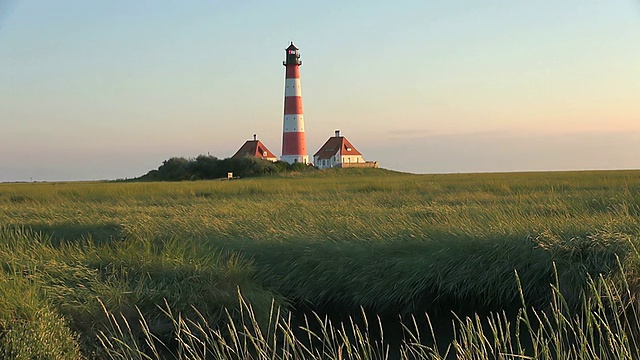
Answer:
[0, 227, 278, 357]
[287, 167, 408, 178]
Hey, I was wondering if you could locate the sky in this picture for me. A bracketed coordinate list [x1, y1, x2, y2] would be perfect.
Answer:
[1, 1, 639, 181]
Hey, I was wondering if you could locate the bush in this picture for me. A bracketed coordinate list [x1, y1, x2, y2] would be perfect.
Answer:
[138, 154, 316, 181]
[157, 157, 190, 181]
[187, 155, 219, 180]
[288, 161, 315, 172]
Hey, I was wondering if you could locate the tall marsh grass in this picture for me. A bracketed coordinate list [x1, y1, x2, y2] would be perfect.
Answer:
[2, 169, 640, 357]
[97, 271, 640, 360]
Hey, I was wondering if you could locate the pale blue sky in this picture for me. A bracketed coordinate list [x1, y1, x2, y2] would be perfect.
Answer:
[1, 1, 639, 181]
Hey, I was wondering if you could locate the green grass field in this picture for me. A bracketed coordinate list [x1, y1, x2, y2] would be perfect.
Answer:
[1, 168, 640, 358]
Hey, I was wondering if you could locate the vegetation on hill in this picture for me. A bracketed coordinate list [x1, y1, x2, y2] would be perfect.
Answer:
[136, 154, 315, 181]
[1, 170, 640, 358]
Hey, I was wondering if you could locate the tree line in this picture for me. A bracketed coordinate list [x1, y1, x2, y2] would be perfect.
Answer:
[137, 155, 313, 181]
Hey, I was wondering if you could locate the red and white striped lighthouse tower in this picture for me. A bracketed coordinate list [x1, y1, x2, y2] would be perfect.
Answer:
[281, 42, 309, 164]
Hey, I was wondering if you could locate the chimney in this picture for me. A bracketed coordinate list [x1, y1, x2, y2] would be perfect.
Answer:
[335, 129, 341, 137]
[253, 134, 257, 141]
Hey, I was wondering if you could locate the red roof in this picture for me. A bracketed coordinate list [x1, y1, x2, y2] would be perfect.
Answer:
[313, 136, 362, 160]
[232, 140, 277, 160]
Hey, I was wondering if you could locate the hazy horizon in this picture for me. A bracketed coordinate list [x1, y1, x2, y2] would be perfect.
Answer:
[1, 1, 639, 182]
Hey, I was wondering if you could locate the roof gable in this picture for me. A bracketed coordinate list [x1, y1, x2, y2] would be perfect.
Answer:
[232, 140, 277, 160]
[313, 136, 362, 160]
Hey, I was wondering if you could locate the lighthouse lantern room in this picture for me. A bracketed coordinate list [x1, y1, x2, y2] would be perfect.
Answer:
[284, 44, 301, 66]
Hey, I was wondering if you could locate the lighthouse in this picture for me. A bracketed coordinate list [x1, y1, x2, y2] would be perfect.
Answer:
[281, 42, 309, 164]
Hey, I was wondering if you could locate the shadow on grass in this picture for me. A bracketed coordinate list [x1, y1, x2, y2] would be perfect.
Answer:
[11, 222, 125, 247]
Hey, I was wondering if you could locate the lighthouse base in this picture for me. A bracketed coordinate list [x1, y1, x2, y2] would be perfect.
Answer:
[281, 155, 309, 165]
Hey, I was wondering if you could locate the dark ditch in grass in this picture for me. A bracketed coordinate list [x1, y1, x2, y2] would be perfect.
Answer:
[217, 231, 632, 358]
[288, 301, 546, 360]
[288, 297, 491, 359]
